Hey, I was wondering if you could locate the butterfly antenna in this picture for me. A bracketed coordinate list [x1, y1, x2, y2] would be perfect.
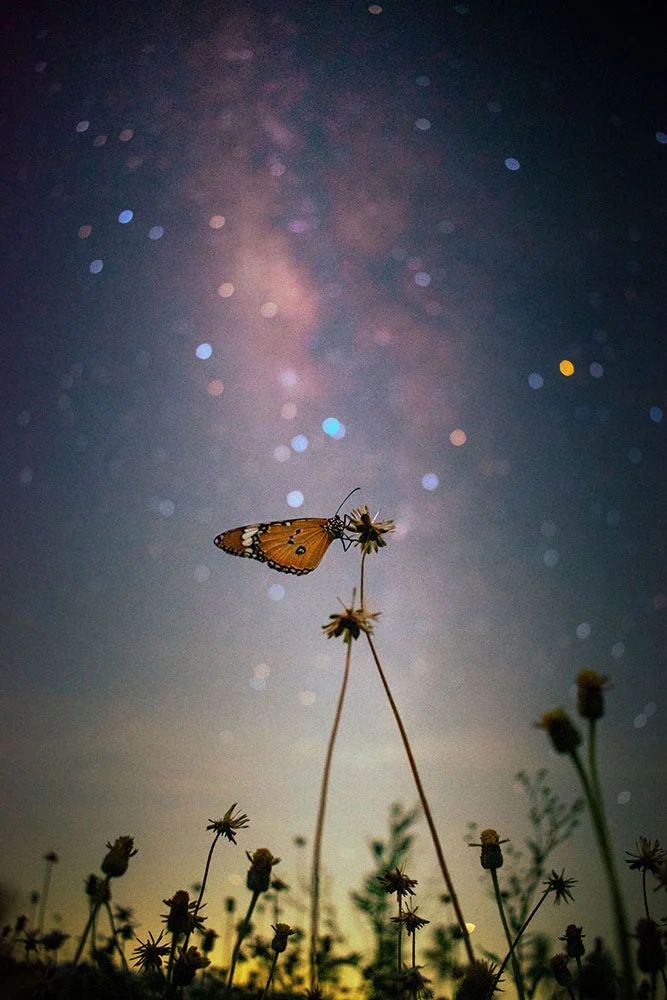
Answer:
[335, 487, 360, 516]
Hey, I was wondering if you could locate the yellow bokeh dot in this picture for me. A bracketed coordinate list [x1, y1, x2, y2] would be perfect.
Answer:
[217, 282, 234, 297]
[450, 428, 467, 446]
[560, 359, 575, 376]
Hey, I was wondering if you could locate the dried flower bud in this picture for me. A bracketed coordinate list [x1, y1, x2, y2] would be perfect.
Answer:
[577, 670, 608, 720]
[246, 848, 281, 893]
[536, 709, 582, 753]
[172, 946, 210, 986]
[478, 829, 506, 870]
[551, 953, 574, 987]
[101, 836, 137, 878]
[271, 922, 296, 953]
[560, 924, 586, 959]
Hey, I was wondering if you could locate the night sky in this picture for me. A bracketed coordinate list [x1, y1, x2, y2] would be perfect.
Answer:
[1, 0, 666, 972]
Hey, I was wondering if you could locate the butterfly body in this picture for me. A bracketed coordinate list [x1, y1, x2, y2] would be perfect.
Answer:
[214, 513, 347, 575]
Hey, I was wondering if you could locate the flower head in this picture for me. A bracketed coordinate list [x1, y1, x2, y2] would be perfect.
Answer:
[246, 848, 281, 893]
[41, 930, 69, 952]
[536, 709, 582, 754]
[43, 852, 59, 865]
[543, 869, 577, 904]
[625, 837, 667, 875]
[392, 904, 430, 935]
[101, 836, 137, 878]
[560, 924, 585, 959]
[577, 670, 609, 720]
[201, 928, 219, 954]
[207, 803, 250, 844]
[469, 829, 509, 871]
[132, 930, 170, 974]
[455, 960, 500, 1000]
[172, 945, 210, 987]
[397, 966, 433, 998]
[550, 953, 574, 988]
[162, 890, 205, 937]
[347, 506, 395, 554]
[271, 922, 296, 953]
[322, 598, 380, 643]
[378, 866, 418, 898]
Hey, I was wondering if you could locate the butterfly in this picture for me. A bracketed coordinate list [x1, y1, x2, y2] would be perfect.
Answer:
[214, 488, 360, 575]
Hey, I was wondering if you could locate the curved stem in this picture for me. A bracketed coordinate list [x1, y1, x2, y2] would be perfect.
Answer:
[72, 877, 111, 967]
[570, 748, 634, 1000]
[360, 552, 367, 607]
[260, 953, 280, 1000]
[182, 830, 221, 956]
[309, 640, 353, 993]
[364, 632, 474, 964]
[495, 889, 548, 985]
[103, 900, 128, 970]
[227, 890, 260, 994]
[491, 867, 525, 1000]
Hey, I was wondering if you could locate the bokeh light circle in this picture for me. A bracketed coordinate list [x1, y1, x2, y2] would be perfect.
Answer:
[287, 490, 304, 508]
[422, 473, 439, 490]
[196, 343, 212, 359]
[291, 435, 308, 452]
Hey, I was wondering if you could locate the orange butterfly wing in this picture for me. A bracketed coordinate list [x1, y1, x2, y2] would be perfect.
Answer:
[214, 516, 344, 575]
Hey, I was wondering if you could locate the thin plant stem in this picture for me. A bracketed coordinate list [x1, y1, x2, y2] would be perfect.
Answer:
[360, 552, 367, 607]
[490, 867, 525, 1000]
[182, 830, 221, 956]
[166, 932, 179, 985]
[587, 719, 603, 813]
[411, 931, 416, 969]
[103, 901, 129, 971]
[570, 748, 634, 1000]
[309, 639, 354, 993]
[364, 632, 474, 964]
[397, 895, 403, 971]
[494, 888, 549, 985]
[227, 890, 260, 994]
[37, 859, 54, 936]
[72, 876, 111, 967]
[260, 953, 280, 1000]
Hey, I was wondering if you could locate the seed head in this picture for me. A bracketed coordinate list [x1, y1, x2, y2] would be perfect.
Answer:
[132, 930, 170, 974]
[544, 869, 577, 904]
